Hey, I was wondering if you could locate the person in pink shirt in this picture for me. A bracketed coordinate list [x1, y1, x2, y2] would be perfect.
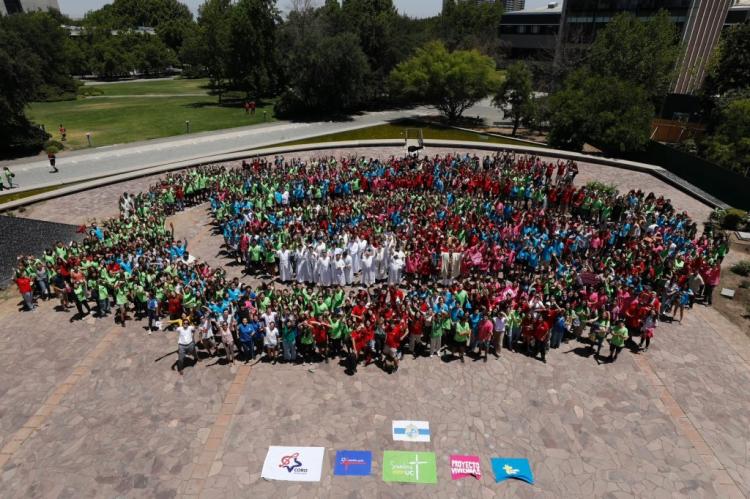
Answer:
[701, 262, 721, 306]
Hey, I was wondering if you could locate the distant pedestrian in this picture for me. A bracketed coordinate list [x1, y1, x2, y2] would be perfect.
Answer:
[48, 151, 58, 173]
[59, 124, 66, 141]
[249, 100, 256, 115]
[3, 166, 15, 188]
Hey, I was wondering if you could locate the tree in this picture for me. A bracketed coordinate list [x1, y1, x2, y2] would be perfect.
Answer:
[493, 61, 533, 136]
[276, 32, 371, 116]
[548, 69, 653, 154]
[226, 0, 279, 99]
[341, 0, 401, 77]
[702, 98, 750, 175]
[0, 21, 47, 156]
[197, 0, 232, 102]
[0, 11, 76, 99]
[389, 41, 501, 122]
[587, 10, 680, 102]
[276, 3, 371, 116]
[440, 0, 504, 60]
[703, 23, 750, 96]
[134, 35, 178, 75]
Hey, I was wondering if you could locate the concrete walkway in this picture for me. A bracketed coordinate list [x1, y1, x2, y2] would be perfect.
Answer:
[0, 100, 506, 193]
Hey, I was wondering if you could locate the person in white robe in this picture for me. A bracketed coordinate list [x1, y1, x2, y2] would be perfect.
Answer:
[361, 246, 376, 287]
[277, 248, 292, 282]
[343, 250, 354, 285]
[440, 250, 451, 286]
[388, 248, 405, 285]
[450, 251, 463, 281]
[295, 246, 309, 283]
[317, 252, 332, 287]
[375, 245, 387, 281]
[348, 239, 360, 275]
[333, 252, 346, 287]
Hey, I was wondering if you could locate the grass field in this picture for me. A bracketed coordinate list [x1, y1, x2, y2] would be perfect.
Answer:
[27, 78, 275, 150]
[273, 119, 544, 148]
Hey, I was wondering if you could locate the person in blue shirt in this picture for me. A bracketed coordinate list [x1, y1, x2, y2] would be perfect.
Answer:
[237, 316, 259, 361]
[146, 292, 160, 332]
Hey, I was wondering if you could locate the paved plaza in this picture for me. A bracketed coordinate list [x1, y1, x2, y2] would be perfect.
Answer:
[0, 148, 748, 498]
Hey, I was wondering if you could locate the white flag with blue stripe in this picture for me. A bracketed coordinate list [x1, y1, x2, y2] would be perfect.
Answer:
[392, 420, 431, 442]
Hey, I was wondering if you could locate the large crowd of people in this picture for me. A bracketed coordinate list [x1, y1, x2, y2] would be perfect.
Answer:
[14, 152, 727, 374]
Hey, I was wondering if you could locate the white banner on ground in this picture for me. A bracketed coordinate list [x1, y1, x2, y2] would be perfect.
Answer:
[392, 420, 431, 442]
[261, 446, 325, 482]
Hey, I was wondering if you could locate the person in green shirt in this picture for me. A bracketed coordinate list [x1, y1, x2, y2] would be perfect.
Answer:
[609, 320, 629, 362]
[72, 281, 91, 317]
[114, 282, 130, 328]
[430, 311, 448, 356]
[97, 281, 110, 317]
[452, 317, 471, 363]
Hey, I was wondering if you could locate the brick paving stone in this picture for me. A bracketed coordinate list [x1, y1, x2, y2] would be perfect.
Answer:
[0, 147, 745, 498]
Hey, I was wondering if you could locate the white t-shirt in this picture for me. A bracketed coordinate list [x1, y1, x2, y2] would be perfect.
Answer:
[262, 311, 277, 328]
[177, 326, 195, 345]
[264, 326, 279, 346]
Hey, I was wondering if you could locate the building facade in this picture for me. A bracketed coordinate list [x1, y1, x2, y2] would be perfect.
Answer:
[0, 0, 59, 16]
[500, 0, 745, 95]
[503, 0, 526, 12]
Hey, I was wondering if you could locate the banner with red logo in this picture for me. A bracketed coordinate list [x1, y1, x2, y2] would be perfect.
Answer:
[261, 446, 325, 482]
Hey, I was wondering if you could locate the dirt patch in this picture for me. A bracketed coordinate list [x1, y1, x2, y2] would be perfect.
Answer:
[714, 235, 750, 338]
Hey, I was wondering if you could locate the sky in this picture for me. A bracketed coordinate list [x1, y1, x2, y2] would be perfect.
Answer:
[58, 0, 551, 20]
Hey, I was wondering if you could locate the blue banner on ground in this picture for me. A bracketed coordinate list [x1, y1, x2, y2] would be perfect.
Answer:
[490, 457, 534, 485]
[334, 450, 373, 476]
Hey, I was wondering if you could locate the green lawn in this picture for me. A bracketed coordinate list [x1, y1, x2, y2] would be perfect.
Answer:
[93, 78, 212, 96]
[273, 120, 544, 148]
[27, 78, 275, 150]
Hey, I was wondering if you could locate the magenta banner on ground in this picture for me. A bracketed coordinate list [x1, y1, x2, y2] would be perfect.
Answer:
[450, 454, 482, 480]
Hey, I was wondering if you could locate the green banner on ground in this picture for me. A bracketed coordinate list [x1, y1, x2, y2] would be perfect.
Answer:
[382, 451, 437, 484]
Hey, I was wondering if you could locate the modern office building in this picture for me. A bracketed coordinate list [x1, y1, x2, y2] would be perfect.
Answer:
[499, 1, 563, 58]
[0, 0, 59, 16]
[500, 0, 745, 95]
[503, 0, 526, 12]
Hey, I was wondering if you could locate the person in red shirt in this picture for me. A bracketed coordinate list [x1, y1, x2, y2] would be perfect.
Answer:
[530, 316, 550, 363]
[16, 275, 35, 311]
[349, 323, 374, 371]
[383, 319, 407, 373]
[407, 308, 424, 358]
[477, 315, 494, 362]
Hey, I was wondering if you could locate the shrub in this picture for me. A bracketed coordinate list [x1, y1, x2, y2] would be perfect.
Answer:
[739, 280, 750, 289]
[723, 208, 748, 230]
[709, 208, 749, 230]
[78, 86, 104, 97]
[43, 139, 63, 151]
[585, 181, 618, 196]
[45, 145, 59, 155]
[731, 260, 750, 277]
